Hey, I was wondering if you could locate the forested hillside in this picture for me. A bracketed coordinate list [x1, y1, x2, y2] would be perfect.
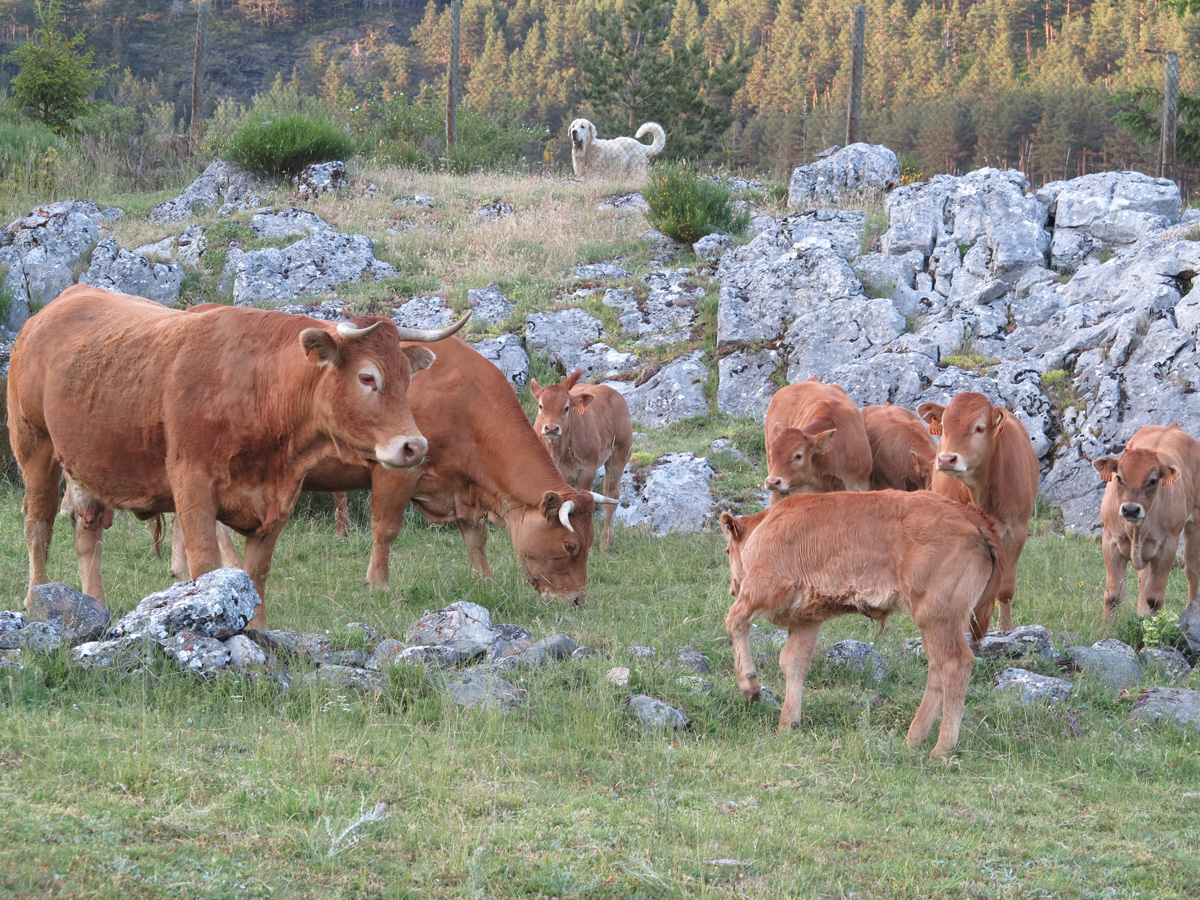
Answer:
[1, 0, 1197, 181]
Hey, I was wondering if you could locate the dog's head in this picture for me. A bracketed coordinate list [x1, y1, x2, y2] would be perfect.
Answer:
[568, 118, 596, 151]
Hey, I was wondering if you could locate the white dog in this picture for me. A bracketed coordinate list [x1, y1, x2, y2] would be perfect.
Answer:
[569, 118, 666, 181]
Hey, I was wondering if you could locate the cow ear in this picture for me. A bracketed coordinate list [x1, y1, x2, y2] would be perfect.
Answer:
[529, 378, 543, 398]
[1163, 465, 1181, 487]
[811, 429, 837, 454]
[1093, 457, 1119, 482]
[574, 391, 595, 412]
[403, 346, 436, 375]
[771, 421, 786, 439]
[992, 408, 1006, 435]
[541, 490, 564, 522]
[917, 402, 944, 436]
[300, 328, 341, 367]
[719, 510, 741, 541]
[564, 369, 583, 390]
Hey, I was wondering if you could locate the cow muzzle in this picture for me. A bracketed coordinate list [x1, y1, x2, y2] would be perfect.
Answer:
[764, 476, 787, 493]
[936, 452, 966, 472]
[376, 435, 429, 470]
[1120, 503, 1146, 523]
[542, 424, 562, 441]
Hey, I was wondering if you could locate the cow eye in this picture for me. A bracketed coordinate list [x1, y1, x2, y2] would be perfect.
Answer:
[563, 541, 578, 555]
[1148, 476, 1158, 487]
[975, 424, 985, 433]
[793, 452, 803, 461]
[358, 373, 377, 389]
[563, 405, 570, 415]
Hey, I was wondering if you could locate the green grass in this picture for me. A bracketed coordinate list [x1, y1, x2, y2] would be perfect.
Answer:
[2, 472, 1199, 898]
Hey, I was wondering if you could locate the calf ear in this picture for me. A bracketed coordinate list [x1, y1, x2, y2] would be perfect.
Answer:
[992, 408, 1007, 436]
[719, 510, 741, 541]
[300, 328, 341, 367]
[811, 429, 837, 454]
[771, 421, 786, 439]
[1092, 457, 1119, 482]
[916, 402, 944, 436]
[574, 391, 595, 412]
[404, 346, 436, 375]
[1163, 464, 1181, 487]
[564, 369, 584, 391]
[529, 378, 544, 398]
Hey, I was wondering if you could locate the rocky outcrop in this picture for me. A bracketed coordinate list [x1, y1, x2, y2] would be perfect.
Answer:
[79, 236, 185, 305]
[149, 159, 270, 224]
[788, 143, 899, 206]
[615, 453, 713, 534]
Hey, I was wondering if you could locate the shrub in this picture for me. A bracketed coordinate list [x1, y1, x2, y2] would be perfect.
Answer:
[1114, 610, 1189, 653]
[644, 163, 749, 244]
[225, 112, 356, 177]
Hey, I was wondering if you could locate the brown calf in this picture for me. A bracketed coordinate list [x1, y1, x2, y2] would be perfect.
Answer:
[861, 403, 936, 491]
[917, 393, 1039, 633]
[530, 369, 632, 550]
[763, 379, 872, 500]
[1093, 424, 1200, 618]
[720, 490, 1003, 759]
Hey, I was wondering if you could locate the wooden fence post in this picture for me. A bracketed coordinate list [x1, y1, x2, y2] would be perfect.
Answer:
[1161, 50, 1178, 182]
[190, 0, 210, 137]
[447, 0, 461, 152]
[846, 5, 865, 146]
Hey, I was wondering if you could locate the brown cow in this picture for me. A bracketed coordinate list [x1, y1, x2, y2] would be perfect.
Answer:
[721, 490, 1004, 759]
[917, 392, 1039, 633]
[861, 403, 936, 491]
[763, 379, 872, 500]
[530, 369, 631, 550]
[7, 285, 465, 629]
[304, 336, 601, 604]
[1093, 424, 1200, 618]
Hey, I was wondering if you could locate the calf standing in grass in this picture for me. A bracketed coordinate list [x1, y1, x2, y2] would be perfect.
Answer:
[763, 379, 872, 500]
[530, 370, 631, 550]
[1093, 424, 1200, 618]
[861, 403, 936, 491]
[918, 392, 1038, 634]
[720, 491, 1003, 759]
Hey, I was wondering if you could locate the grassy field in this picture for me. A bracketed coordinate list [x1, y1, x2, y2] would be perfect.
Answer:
[1, 457, 1199, 899]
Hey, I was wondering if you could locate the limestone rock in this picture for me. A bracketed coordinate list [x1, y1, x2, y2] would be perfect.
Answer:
[1067, 645, 1143, 691]
[615, 453, 713, 535]
[470, 334, 529, 388]
[292, 161, 347, 199]
[108, 569, 259, 643]
[444, 672, 523, 709]
[622, 352, 710, 429]
[26, 582, 110, 644]
[393, 295, 452, 329]
[164, 630, 231, 674]
[149, 159, 269, 224]
[825, 639, 886, 682]
[256, 630, 333, 664]
[79, 236, 184, 305]
[467, 284, 514, 325]
[1130, 687, 1200, 732]
[788, 143, 899, 205]
[993, 667, 1073, 703]
[406, 601, 500, 655]
[250, 207, 331, 240]
[629, 693, 692, 730]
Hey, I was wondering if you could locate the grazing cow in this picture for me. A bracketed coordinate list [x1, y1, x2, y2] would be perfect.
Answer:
[304, 336, 602, 604]
[7, 285, 465, 630]
[1093, 424, 1200, 618]
[720, 490, 1004, 759]
[917, 392, 1039, 634]
[530, 369, 631, 549]
[861, 403, 936, 491]
[763, 379, 872, 500]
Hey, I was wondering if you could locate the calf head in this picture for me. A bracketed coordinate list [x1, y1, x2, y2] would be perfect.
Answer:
[764, 421, 837, 495]
[909, 447, 935, 491]
[530, 370, 592, 446]
[1093, 448, 1180, 525]
[719, 510, 765, 597]
[300, 314, 467, 470]
[510, 490, 596, 605]
[918, 393, 1004, 495]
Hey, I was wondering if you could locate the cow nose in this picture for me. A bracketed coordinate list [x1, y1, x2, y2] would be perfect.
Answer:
[543, 424, 561, 436]
[377, 435, 428, 469]
[764, 477, 784, 491]
[1120, 503, 1144, 521]
[936, 452, 959, 470]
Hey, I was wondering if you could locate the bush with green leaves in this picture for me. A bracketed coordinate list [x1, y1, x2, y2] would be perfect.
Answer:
[354, 87, 546, 174]
[1114, 609, 1189, 653]
[224, 111, 356, 177]
[643, 163, 749, 244]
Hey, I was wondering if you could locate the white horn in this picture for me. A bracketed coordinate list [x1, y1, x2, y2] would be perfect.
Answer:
[395, 311, 472, 343]
[337, 321, 384, 341]
[558, 500, 575, 532]
[589, 492, 619, 505]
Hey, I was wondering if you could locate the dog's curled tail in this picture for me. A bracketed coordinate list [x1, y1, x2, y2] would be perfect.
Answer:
[635, 122, 666, 158]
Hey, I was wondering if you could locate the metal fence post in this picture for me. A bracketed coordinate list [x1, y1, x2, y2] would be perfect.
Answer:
[846, 5, 865, 146]
[1162, 50, 1178, 182]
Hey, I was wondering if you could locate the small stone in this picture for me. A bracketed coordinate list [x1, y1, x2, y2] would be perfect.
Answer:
[571, 646, 606, 660]
[395, 194, 434, 208]
[755, 687, 781, 708]
[72, 636, 155, 671]
[1179, 595, 1200, 655]
[325, 649, 369, 668]
[1091, 638, 1137, 660]
[676, 675, 713, 694]
[0, 649, 23, 670]
[475, 200, 514, 220]
[302, 665, 384, 693]
[993, 667, 1073, 703]
[530, 633, 578, 660]
[606, 666, 631, 686]
[164, 630, 231, 674]
[396, 645, 460, 669]
[0, 621, 62, 652]
[1067, 646, 1144, 691]
[574, 261, 629, 280]
[0, 611, 27, 636]
[444, 672, 523, 709]
[347, 622, 383, 643]
[825, 639, 886, 682]
[256, 630, 333, 664]
[1130, 687, 1200, 732]
[628, 646, 656, 657]
[366, 638, 407, 670]
[974, 625, 1063, 663]
[224, 634, 268, 668]
[629, 693, 692, 730]
[406, 601, 499, 649]
[672, 650, 711, 674]
[27, 582, 110, 643]
[108, 569, 258, 643]
[1138, 647, 1192, 681]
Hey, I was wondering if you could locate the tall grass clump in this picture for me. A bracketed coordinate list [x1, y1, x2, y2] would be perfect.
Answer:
[644, 162, 749, 244]
[225, 111, 356, 177]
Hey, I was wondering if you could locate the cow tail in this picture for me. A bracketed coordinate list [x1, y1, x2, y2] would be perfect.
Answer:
[150, 514, 166, 560]
[970, 506, 1006, 642]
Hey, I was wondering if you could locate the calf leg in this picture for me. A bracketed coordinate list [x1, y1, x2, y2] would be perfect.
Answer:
[459, 519, 493, 579]
[724, 594, 761, 701]
[333, 491, 351, 539]
[365, 472, 417, 590]
[1137, 539, 1177, 616]
[241, 525, 283, 632]
[1183, 521, 1200, 606]
[17, 440, 62, 609]
[217, 523, 243, 569]
[930, 630, 975, 759]
[777, 621, 822, 732]
[1101, 533, 1130, 620]
[169, 514, 187, 578]
[599, 449, 628, 551]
